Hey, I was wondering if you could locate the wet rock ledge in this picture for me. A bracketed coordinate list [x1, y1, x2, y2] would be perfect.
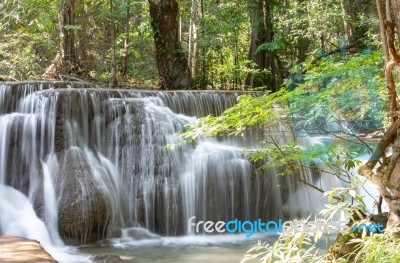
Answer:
[0, 236, 57, 263]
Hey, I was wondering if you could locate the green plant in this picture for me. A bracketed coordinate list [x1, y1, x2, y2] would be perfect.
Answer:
[350, 232, 400, 263]
[241, 218, 334, 263]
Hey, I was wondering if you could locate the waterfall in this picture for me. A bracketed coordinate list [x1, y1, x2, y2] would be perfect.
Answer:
[0, 81, 338, 246]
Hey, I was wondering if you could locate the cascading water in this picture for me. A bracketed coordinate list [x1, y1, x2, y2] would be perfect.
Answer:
[0, 82, 339, 261]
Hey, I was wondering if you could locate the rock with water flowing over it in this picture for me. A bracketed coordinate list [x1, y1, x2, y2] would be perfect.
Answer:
[0, 235, 58, 263]
[57, 148, 114, 245]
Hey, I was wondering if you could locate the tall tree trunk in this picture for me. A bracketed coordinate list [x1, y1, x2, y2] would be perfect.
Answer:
[199, 0, 207, 88]
[60, 0, 77, 73]
[78, 0, 89, 74]
[179, 11, 182, 43]
[188, 0, 199, 79]
[376, 0, 397, 118]
[109, 0, 118, 88]
[137, 0, 145, 61]
[245, 0, 280, 91]
[43, 0, 79, 77]
[377, 0, 390, 64]
[122, 0, 131, 77]
[148, 0, 192, 90]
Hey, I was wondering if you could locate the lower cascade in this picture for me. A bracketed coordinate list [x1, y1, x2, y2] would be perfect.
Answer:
[0, 82, 339, 248]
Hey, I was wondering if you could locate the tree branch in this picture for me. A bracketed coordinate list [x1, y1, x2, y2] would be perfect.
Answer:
[385, 20, 399, 121]
[268, 135, 335, 197]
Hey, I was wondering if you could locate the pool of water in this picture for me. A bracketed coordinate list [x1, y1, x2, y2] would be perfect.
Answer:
[77, 231, 337, 263]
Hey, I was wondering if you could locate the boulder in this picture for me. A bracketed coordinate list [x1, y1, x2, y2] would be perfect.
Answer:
[57, 148, 113, 245]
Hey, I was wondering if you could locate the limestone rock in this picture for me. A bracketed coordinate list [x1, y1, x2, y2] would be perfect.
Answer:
[0, 235, 58, 263]
[57, 148, 113, 245]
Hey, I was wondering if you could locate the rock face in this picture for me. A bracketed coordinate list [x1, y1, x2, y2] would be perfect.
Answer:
[0, 235, 58, 263]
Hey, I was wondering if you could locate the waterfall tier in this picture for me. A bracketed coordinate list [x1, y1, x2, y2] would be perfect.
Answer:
[0, 82, 333, 245]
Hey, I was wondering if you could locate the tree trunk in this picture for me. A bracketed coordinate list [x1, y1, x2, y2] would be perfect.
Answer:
[245, 0, 281, 91]
[358, 0, 400, 230]
[188, 0, 199, 79]
[198, 0, 207, 88]
[43, 0, 79, 77]
[109, 0, 118, 88]
[60, 0, 77, 73]
[78, 1, 89, 74]
[137, 0, 145, 61]
[148, 0, 192, 90]
[377, 0, 390, 64]
[179, 11, 182, 43]
[122, 0, 131, 77]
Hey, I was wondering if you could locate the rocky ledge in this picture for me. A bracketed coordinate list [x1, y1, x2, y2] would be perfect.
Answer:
[0, 236, 57, 263]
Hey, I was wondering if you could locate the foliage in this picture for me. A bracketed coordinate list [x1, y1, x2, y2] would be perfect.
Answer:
[241, 178, 390, 263]
[288, 50, 387, 133]
[351, 232, 400, 263]
[241, 222, 328, 263]
[320, 177, 367, 221]
[181, 50, 386, 141]
[177, 48, 390, 263]
[245, 143, 359, 177]
[178, 51, 385, 187]
[0, 0, 157, 84]
[240, 201, 400, 263]
[0, 0, 58, 79]
[0, 0, 380, 88]
[184, 0, 251, 89]
[180, 89, 289, 140]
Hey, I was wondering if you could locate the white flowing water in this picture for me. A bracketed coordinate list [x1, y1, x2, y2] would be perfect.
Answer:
[0, 82, 340, 262]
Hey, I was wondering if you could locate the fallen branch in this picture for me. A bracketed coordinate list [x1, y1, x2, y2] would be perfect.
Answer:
[58, 74, 93, 85]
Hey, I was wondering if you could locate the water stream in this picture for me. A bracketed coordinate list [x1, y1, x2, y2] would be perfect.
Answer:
[0, 82, 339, 262]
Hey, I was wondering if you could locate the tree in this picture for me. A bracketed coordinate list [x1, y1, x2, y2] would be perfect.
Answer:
[188, 0, 200, 79]
[59, 0, 78, 73]
[358, 0, 400, 230]
[148, 0, 192, 90]
[109, 0, 118, 88]
[245, 0, 282, 91]
[121, 0, 132, 77]
[44, 0, 80, 77]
